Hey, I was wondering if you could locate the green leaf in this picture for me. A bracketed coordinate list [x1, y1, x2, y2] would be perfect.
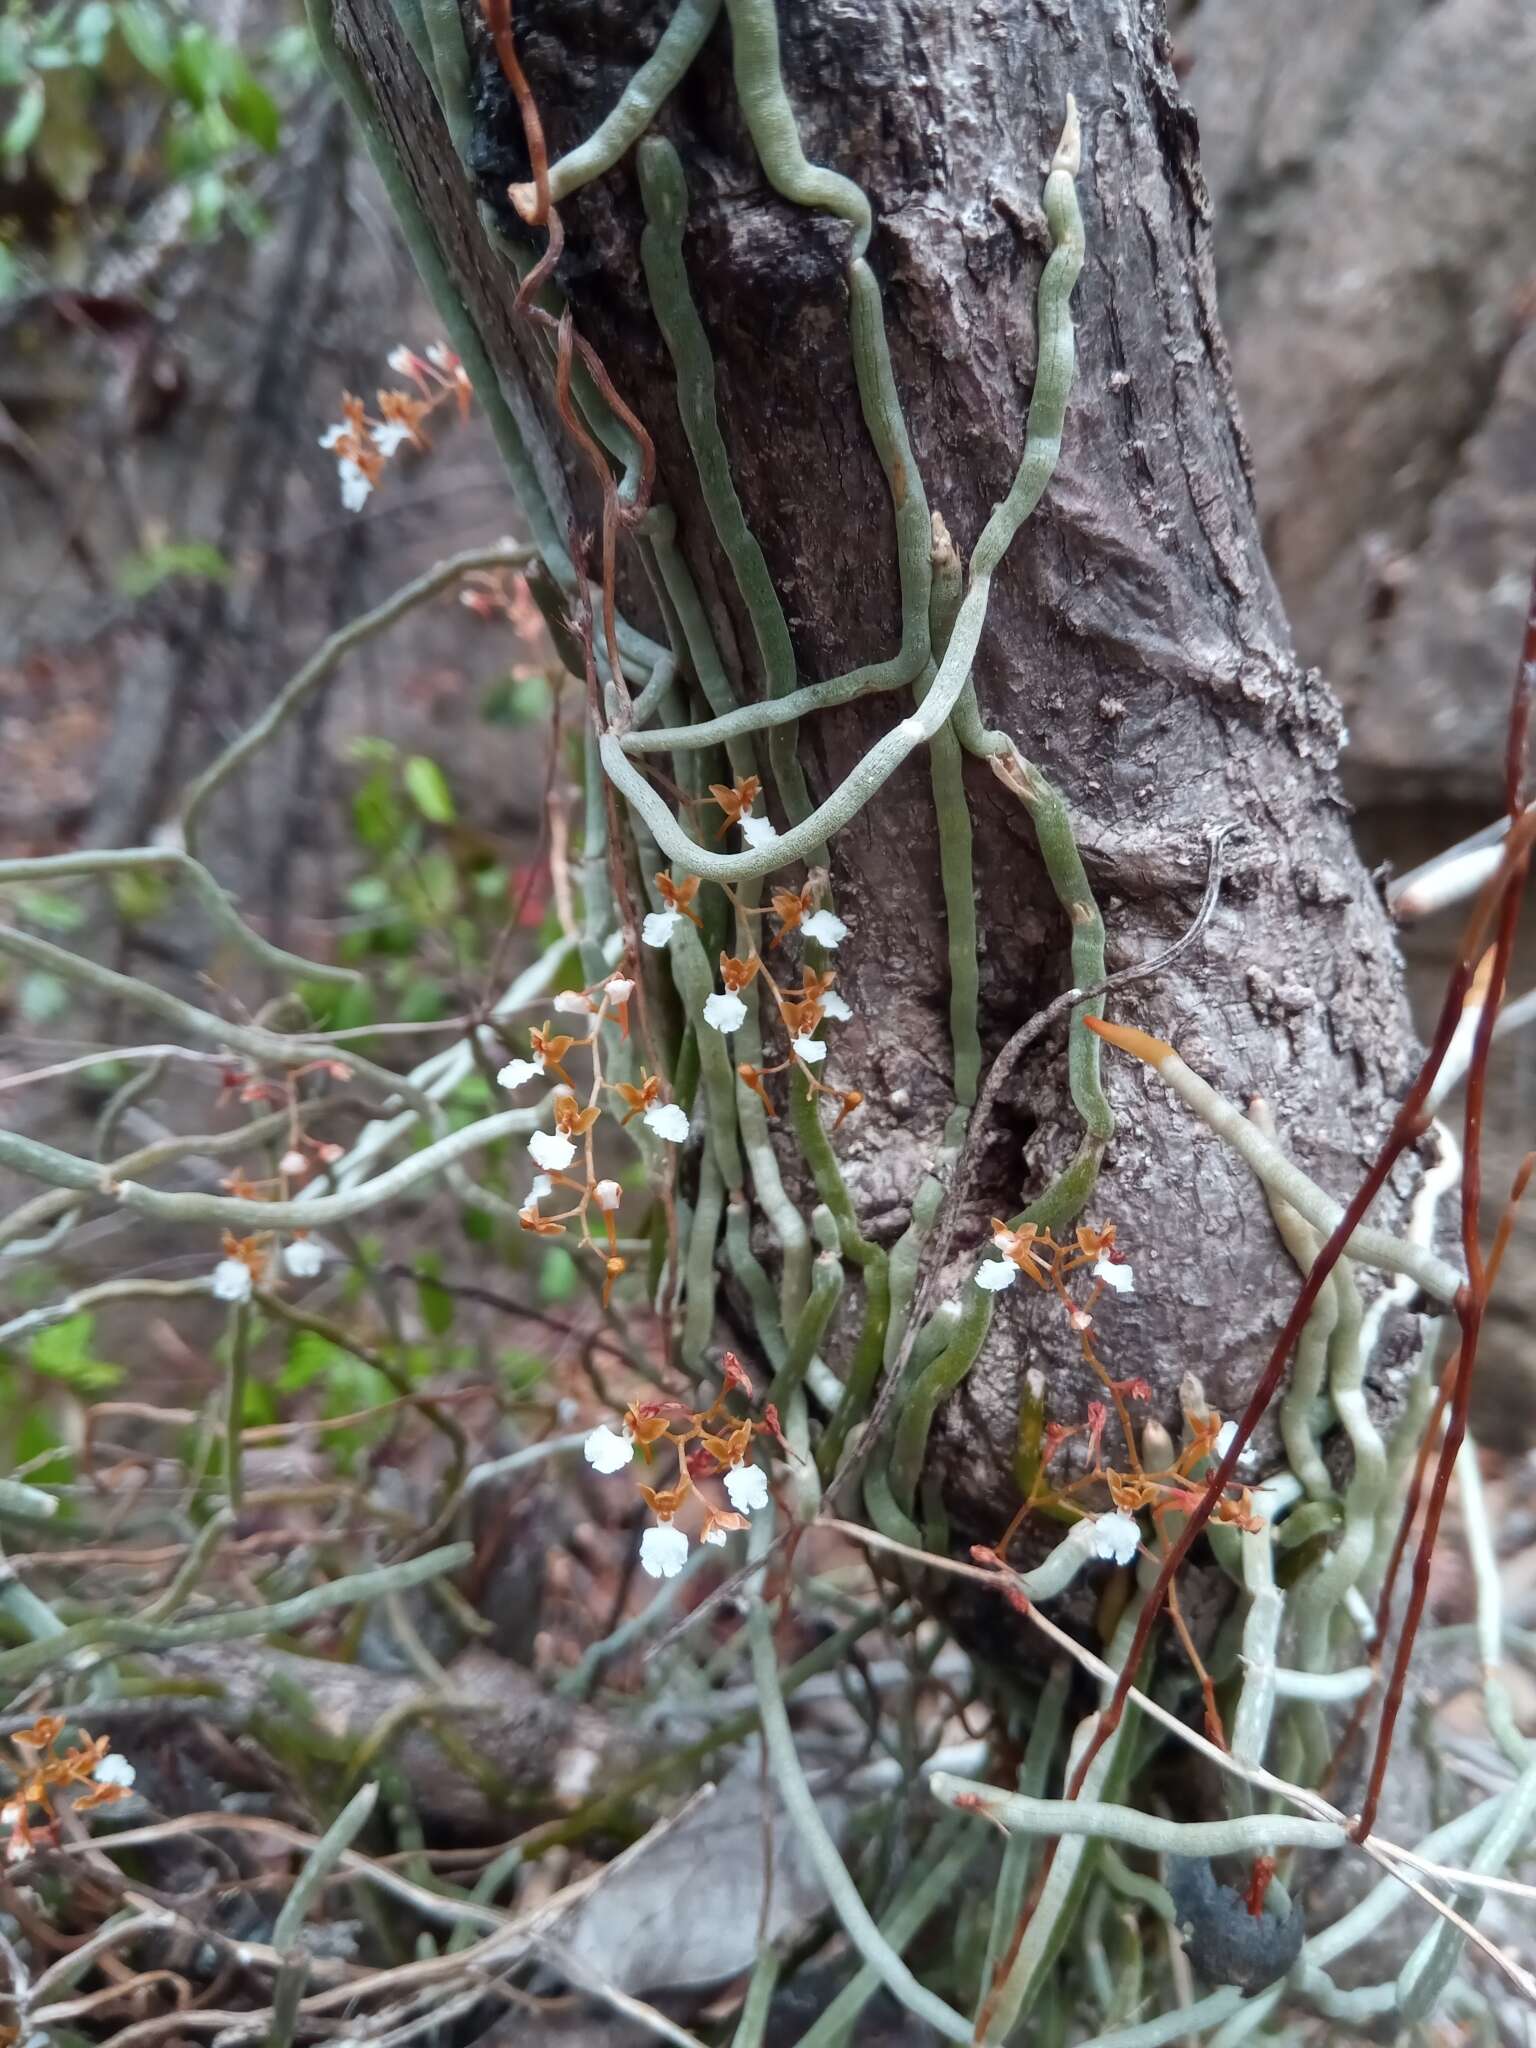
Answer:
[114, 1, 172, 80]
[498, 1347, 548, 1395]
[221, 64, 278, 151]
[279, 1329, 353, 1394]
[324, 978, 376, 1037]
[169, 23, 223, 106]
[73, 2, 113, 66]
[352, 768, 404, 853]
[0, 23, 28, 88]
[241, 1380, 277, 1426]
[479, 672, 550, 728]
[29, 1314, 123, 1392]
[419, 1275, 455, 1335]
[403, 755, 456, 826]
[110, 867, 170, 923]
[396, 977, 446, 1025]
[17, 970, 68, 1025]
[2, 78, 45, 161]
[397, 848, 458, 922]
[459, 1205, 495, 1245]
[13, 1413, 73, 1482]
[9, 885, 87, 932]
[185, 167, 227, 239]
[115, 539, 230, 598]
[537, 1247, 579, 1306]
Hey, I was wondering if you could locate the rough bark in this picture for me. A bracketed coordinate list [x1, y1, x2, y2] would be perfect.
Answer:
[333, 0, 1426, 1552]
[1179, 0, 1536, 805]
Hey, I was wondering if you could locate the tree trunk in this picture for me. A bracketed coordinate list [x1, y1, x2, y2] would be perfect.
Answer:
[323, 0, 1425, 1559]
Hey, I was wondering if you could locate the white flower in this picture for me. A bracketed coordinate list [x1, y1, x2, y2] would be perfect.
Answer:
[644, 1101, 690, 1144]
[800, 909, 848, 948]
[739, 810, 779, 850]
[605, 976, 634, 1004]
[527, 1174, 552, 1202]
[212, 1258, 253, 1304]
[282, 1237, 326, 1280]
[1093, 1254, 1134, 1295]
[92, 1753, 136, 1790]
[528, 1129, 577, 1172]
[372, 419, 412, 458]
[498, 1054, 546, 1090]
[337, 458, 372, 513]
[554, 990, 593, 1015]
[703, 990, 748, 1034]
[792, 1034, 826, 1064]
[584, 1424, 634, 1474]
[703, 1525, 730, 1547]
[821, 990, 853, 1022]
[1214, 1422, 1239, 1460]
[280, 1147, 308, 1177]
[426, 342, 456, 371]
[642, 909, 680, 948]
[723, 1463, 769, 1514]
[639, 1522, 689, 1579]
[975, 1257, 1017, 1293]
[386, 345, 415, 377]
[319, 423, 347, 450]
[1089, 1511, 1142, 1567]
[593, 1179, 622, 1212]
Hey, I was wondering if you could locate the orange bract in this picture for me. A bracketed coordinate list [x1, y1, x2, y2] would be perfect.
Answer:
[707, 775, 762, 838]
[655, 873, 703, 925]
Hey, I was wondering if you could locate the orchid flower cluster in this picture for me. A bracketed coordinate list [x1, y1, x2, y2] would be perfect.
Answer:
[204, 1114, 342, 1302]
[639, 781, 863, 1125]
[994, 1222, 1261, 1577]
[498, 967, 676, 1303]
[581, 1351, 782, 1578]
[1, 1716, 136, 1865]
[319, 342, 473, 513]
[211, 1226, 329, 1303]
[200, 1076, 341, 1300]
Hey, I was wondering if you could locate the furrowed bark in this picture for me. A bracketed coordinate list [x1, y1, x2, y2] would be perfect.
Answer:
[327, 0, 1424, 1554]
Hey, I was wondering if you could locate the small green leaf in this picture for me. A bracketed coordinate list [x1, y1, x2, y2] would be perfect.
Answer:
[279, 1329, 353, 1394]
[115, 539, 230, 598]
[185, 167, 228, 239]
[221, 65, 278, 151]
[417, 1274, 455, 1337]
[73, 2, 113, 66]
[17, 971, 68, 1025]
[9, 885, 87, 933]
[110, 867, 171, 923]
[352, 769, 403, 852]
[398, 848, 458, 921]
[479, 672, 550, 728]
[14, 1413, 73, 1481]
[499, 1347, 548, 1395]
[169, 23, 223, 106]
[2, 78, 45, 161]
[537, 1247, 579, 1305]
[115, 1, 172, 79]
[29, 1314, 123, 1391]
[396, 977, 446, 1025]
[403, 754, 456, 826]
[0, 23, 28, 88]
